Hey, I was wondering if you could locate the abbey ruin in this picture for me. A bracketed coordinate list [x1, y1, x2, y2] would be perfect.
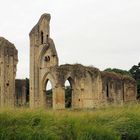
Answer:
[0, 13, 137, 109]
[29, 13, 137, 109]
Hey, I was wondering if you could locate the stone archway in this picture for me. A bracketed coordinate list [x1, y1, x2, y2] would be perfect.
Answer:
[64, 77, 74, 108]
[41, 73, 55, 108]
[45, 79, 53, 108]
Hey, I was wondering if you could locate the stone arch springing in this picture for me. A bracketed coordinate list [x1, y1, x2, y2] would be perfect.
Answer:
[64, 77, 73, 108]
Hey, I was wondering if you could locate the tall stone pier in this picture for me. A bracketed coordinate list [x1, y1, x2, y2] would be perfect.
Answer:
[0, 37, 18, 107]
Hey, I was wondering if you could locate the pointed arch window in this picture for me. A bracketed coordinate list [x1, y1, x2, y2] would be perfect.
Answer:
[41, 31, 44, 44]
[106, 83, 109, 98]
[45, 79, 53, 108]
[65, 77, 73, 108]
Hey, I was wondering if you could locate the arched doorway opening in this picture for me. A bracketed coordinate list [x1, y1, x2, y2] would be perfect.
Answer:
[45, 79, 53, 108]
[65, 78, 73, 108]
[106, 83, 109, 98]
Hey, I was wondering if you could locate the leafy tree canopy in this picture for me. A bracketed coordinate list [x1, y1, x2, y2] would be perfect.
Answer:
[129, 62, 140, 99]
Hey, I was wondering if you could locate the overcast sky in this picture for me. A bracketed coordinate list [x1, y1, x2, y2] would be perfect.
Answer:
[0, 0, 139, 78]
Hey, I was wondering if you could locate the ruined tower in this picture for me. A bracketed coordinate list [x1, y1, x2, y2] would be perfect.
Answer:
[29, 13, 59, 108]
[0, 37, 18, 107]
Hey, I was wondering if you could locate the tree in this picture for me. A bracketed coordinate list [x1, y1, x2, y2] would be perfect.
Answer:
[129, 63, 140, 99]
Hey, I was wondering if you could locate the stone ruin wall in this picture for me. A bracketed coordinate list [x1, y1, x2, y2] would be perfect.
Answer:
[0, 13, 136, 109]
[47, 64, 137, 109]
[29, 13, 137, 109]
[54, 64, 103, 109]
[0, 37, 18, 107]
[15, 79, 27, 106]
[101, 71, 137, 105]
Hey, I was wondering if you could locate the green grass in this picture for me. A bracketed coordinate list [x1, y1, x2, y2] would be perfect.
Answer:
[0, 103, 140, 140]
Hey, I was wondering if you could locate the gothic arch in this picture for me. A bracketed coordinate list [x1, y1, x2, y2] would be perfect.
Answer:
[64, 77, 74, 88]
[42, 72, 55, 90]
[41, 72, 56, 108]
[64, 76, 74, 108]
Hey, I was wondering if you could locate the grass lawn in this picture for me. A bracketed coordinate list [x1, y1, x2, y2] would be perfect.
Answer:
[0, 103, 140, 140]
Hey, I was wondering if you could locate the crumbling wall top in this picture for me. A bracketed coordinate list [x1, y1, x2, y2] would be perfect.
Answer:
[56, 64, 100, 85]
[101, 71, 136, 83]
[15, 79, 26, 88]
[57, 64, 100, 77]
[29, 13, 51, 36]
[0, 37, 16, 49]
[0, 37, 18, 59]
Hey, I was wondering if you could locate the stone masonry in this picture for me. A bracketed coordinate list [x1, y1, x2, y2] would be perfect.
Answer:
[0, 14, 136, 109]
[0, 37, 18, 107]
[15, 79, 27, 106]
[29, 13, 137, 109]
